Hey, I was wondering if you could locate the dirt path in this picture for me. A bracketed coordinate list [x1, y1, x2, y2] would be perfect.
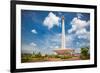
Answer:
[64, 56, 80, 61]
[47, 56, 80, 61]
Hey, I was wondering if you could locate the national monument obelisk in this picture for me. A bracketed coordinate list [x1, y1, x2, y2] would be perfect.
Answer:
[61, 16, 65, 49]
[54, 16, 73, 55]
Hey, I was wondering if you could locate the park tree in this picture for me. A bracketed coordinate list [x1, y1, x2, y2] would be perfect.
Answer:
[80, 47, 90, 59]
[33, 51, 35, 55]
[35, 52, 42, 57]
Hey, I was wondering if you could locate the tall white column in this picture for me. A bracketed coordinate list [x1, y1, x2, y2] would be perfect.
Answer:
[61, 16, 65, 49]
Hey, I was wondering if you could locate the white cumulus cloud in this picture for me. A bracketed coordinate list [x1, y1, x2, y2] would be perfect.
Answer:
[31, 29, 37, 34]
[43, 12, 60, 29]
[68, 14, 90, 40]
[76, 28, 87, 35]
[68, 17, 90, 33]
[30, 42, 37, 46]
[67, 14, 90, 48]
[77, 13, 83, 19]
[77, 30, 90, 40]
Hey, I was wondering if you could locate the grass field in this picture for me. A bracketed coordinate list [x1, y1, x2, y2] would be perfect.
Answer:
[21, 53, 89, 63]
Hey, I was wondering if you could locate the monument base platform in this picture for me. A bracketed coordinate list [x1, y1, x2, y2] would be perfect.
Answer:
[54, 48, 74, 56]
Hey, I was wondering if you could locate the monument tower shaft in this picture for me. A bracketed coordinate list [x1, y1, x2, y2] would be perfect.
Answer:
[61, 16, 65, 49]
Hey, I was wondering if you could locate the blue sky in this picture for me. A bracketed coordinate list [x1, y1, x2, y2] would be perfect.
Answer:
[21, 10, 90, 54]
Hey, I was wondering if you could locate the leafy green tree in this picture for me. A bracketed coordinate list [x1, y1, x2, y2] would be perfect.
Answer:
[35, 52, 42, 57]
[44, 54, 48, 57]
[33, 51, 35, 55]
[80, 47, 90, 59]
